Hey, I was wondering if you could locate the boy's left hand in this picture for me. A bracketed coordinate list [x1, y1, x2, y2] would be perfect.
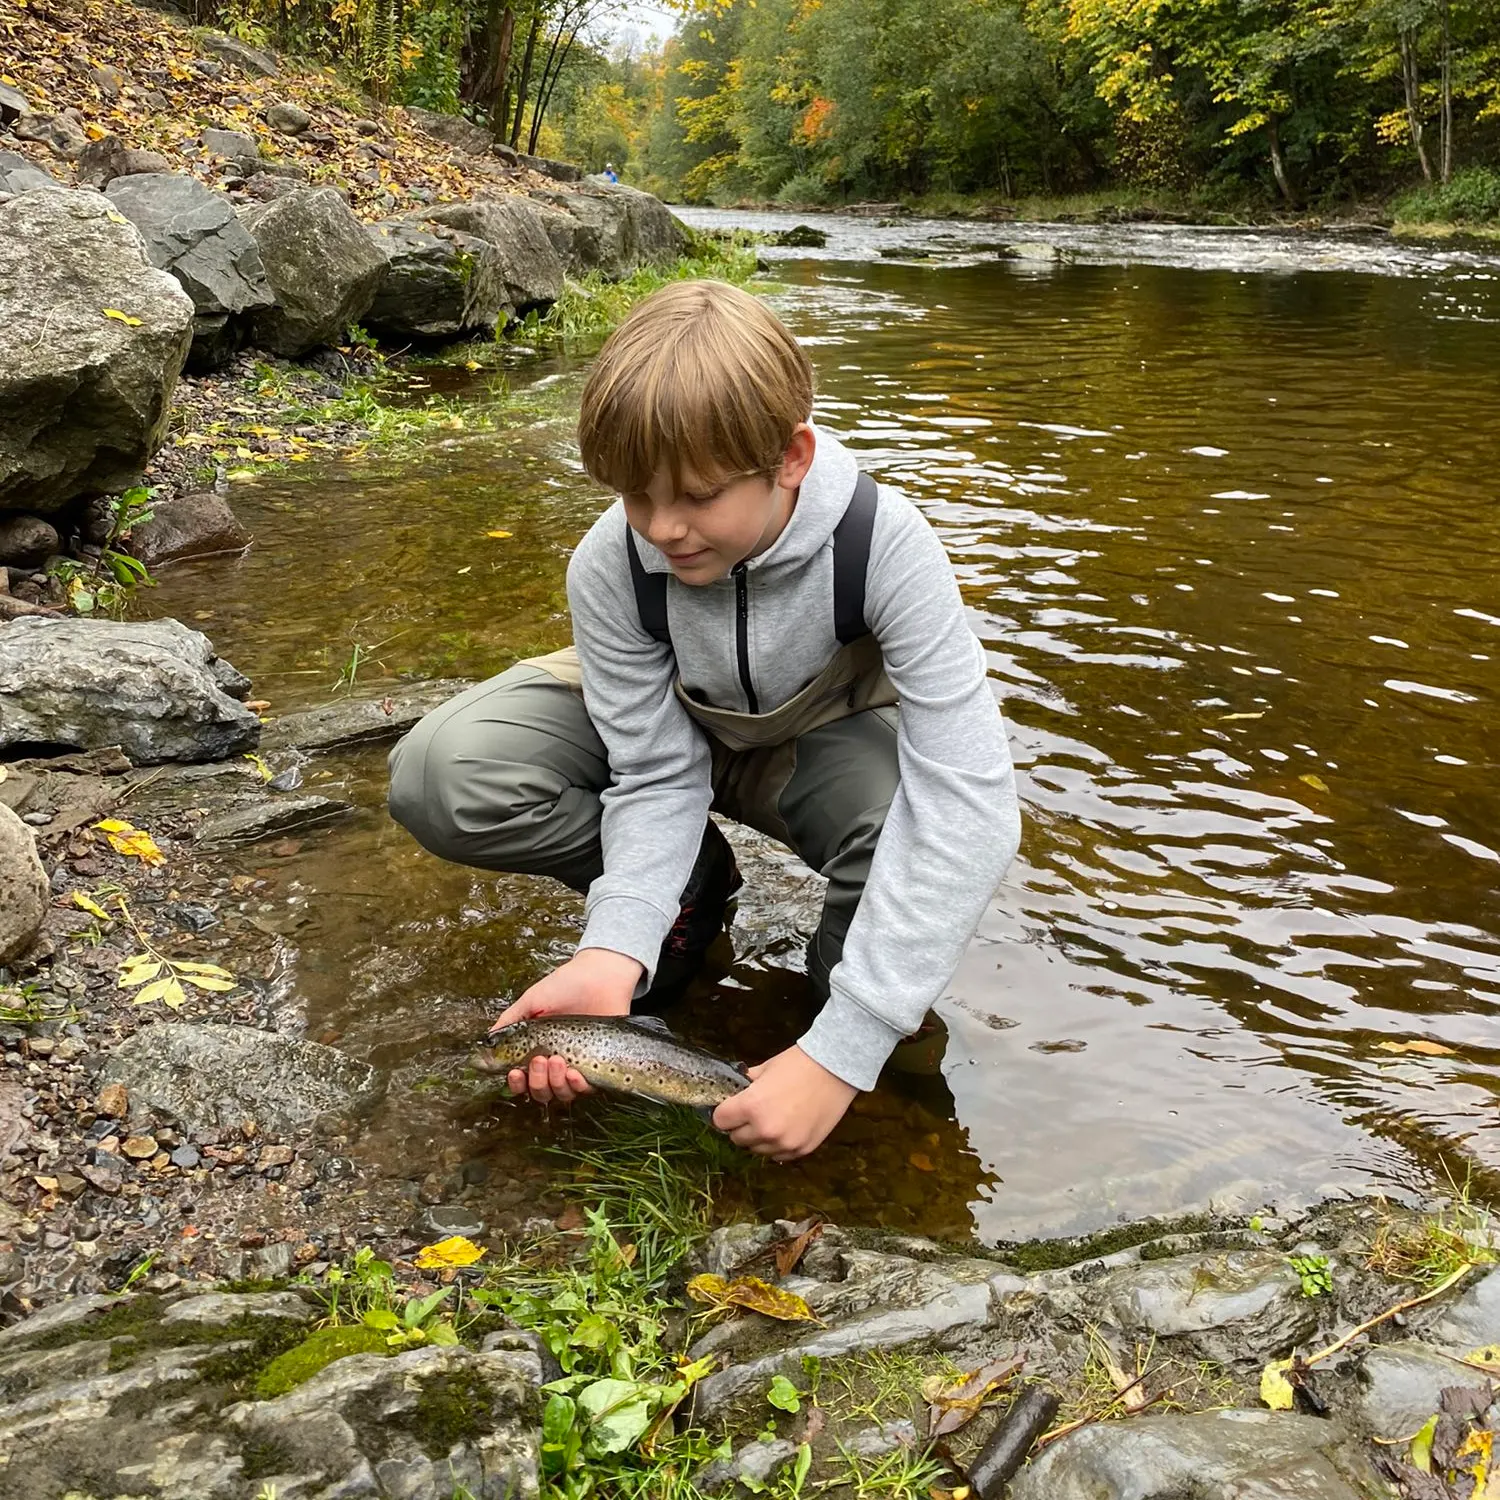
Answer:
[712, 1045, 857, 1161]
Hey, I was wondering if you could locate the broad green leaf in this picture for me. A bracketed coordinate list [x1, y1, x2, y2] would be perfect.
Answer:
[363, 1308, 401, 1331]
[403, 1285, 455, 1327]
[426, 1320, 459, 1346]
[577, 1378, 657, 1454]
[767, 1374, 801, 1413]
[543, 1393, 577, 1446]
[1410, 1413, 1438, 1473]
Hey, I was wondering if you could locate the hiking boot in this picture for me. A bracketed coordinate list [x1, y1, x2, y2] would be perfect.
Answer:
[638, 821, 742, 1011]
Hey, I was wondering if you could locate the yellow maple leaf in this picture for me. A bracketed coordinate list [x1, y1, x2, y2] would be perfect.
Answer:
[93, 817, 165, 866]
[414, 1235, 485, 1269]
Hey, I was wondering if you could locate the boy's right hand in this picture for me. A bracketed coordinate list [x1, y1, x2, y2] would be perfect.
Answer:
[488, 948, 642, 1106]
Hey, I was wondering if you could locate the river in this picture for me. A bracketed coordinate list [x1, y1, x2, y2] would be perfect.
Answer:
[146, 209, 1500, 1243]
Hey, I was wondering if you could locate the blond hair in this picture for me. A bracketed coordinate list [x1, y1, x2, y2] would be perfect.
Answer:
[577, 280, 814, 495]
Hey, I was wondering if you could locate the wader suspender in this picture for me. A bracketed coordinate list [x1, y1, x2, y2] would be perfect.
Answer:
[624, 471, 878, 650]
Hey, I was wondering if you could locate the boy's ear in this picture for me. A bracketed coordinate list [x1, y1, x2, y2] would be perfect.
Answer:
[777, 423, 816, 489]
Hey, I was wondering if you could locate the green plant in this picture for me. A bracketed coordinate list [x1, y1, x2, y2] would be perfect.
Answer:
[50, 485, 157, 617]
[1366, 1177, 1499, 1288]
[831, 1440, 949, 1498]
[767, 1373, 802, 1414]
[741, 1441, 814, 1497]
[0, 981, 78, 1026]
[1394, 166, 1500, 226]
[1289, 1253, 1333, 1299]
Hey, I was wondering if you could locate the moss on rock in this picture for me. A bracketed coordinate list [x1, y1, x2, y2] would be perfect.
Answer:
[254, 1323, 392, 1399]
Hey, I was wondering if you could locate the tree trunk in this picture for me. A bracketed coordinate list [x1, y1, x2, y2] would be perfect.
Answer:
[1440, 0, 1453, 184]
[1267, 114, 1296, 205]
[509, 10, 541, 149]
[526, 9, 572, 155]
[530, 28, 577, 154]
[1400, 29, 1433, 182]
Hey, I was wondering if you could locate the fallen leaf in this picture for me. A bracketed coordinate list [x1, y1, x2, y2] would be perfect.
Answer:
[1376, 1039, 1457, 1057]
[71, 891, 113, 922]
[1457, 1427, 1494, 1493]
[414, 1235, 485, 1269]
[102, 307, 142, 326]
[134, 975, 186, 1008]
[923, 1355, 1023, 1437]
[1410, 1413, 1438, 1473]
[909, 1151, 936, 1172]
[774, 1218, 823, 1277]
[118, 956, 164, 987]
[486, 529, 513, 539]
[93, 817, 165, 866]
[1219, 711, 1265, 721]
[1260, 1358, 1295, 1411]
[1299, 773, 1330, 793]
[687, 1274, 821, 1323]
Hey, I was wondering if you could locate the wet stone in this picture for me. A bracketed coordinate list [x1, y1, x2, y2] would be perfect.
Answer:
[697, 1436, 799, 1493]
[1418, 1267, 1500, 1355]
[1007, 1409, 1379, 1500]
[1352, 1343, 1490, 1436]
[122, 1134, 159, 1160]
[426, 1203, 485, 1239]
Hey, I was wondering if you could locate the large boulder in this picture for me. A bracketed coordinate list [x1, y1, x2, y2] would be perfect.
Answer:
[102, 1022, 382, 1135]
[518, 152, 584, 182]
[12, 112, 87, 161]
[0, 514, 59, 569]
[75, 135, 170, 190]
[123, 490, 251, 568]
[364, 220, 507, 339]
[0, 617, 259, 765]
[528, 182, 687, 277]
[407, 196, 563, 316]
[241, 187, 386, 356]
[406, 105, 492, 156]
[0, 803, 48, 964]
[105, 173, 273, 370]
[0, 188, 194, 515]
[197, 30, 278, 77]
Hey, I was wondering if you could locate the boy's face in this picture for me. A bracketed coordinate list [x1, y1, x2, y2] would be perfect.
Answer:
[623, 425, 816, 586]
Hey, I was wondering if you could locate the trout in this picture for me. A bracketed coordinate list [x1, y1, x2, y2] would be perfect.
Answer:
[474, 1015, 749, 1111]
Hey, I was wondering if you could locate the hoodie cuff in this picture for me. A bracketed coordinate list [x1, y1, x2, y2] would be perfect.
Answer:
[578, 892, 671, 992]
[797, 987, 907, 1092]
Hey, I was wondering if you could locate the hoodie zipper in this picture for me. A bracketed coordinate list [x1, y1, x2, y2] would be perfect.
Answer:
[732, 562, 759, 714]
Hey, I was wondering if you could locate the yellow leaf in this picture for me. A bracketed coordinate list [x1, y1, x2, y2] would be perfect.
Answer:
[414, 1235, 486, 1268]
[118, 959, 164, 987]
[721, 1277, 821, 1324]
[486, 530, 513, 539]
[1218, 711, 1264, 721]
[1410, 1413, 1437, 1473]
[1260, 1359, 1295, 1410]
[172, 961, 235, 980]
[1376, 1039, 1457, 1056]
[244, 751, 272, 781]
[102, 308, 143, 326]
[1299, 773, 1330, 793]
[72, 891, 113, 922]
[909, 1151, 936, 1172]
[94, 818, 133, 833]
[1466, 1345, 1500, 1374]
[687, 1273, 731, 1308]
[179, 973, 236, 992]
[134, 975, 185, 1007]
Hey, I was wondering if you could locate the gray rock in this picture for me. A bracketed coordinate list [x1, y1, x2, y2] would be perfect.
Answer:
[0, 1340, 112, 1397]
[262, 679, 473, 753]
[0, 150, 57, 195]
[1419, 1266, 1500, 1354]
[408, 196, 563, 315]
[197, 31, 279, 77]
[1007, 1409, 1379, 1500]
[1353, 1343, 1487, 1437]
[518, 152, 584, 182]
[169, 1144, 201, 1168]
[75, 135, 170, 190]
[364, 220, 507, 339]
[844, 1419, 917, 1458]
[124, 489, 252, 567]
[0, 514, 59, 569]
[0, 84, 28, 124]
[265, 100, 311, 136]
[160, 1290, 314, 1328]
[1091, 1250, 1318, 1364]
[528, 182, 686, 277]
[0, 617, 259, 764]
[696, 1222, 778, 1278]
[241, 187, 386, 356]
[223, 1345, 540, 1500]
[192, 792, 353, 843]
[0, 804, 47, 965]
[12, 112, 87, 161]
[406, 105, 493, 156]
[105, 173, 273, 370]
[201, 126, 260, 171]
[426, 1204, 485, 1239]
[102, 1021, 383, 1136]
[0, 188, 194, 514]
[697, 1437, 798, 1492]
[0, 1292, 131, 1352]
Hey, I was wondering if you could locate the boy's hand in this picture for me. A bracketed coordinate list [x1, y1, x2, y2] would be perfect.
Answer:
[489, 949, 642, 1106]
[712, 1045, 858, 1161]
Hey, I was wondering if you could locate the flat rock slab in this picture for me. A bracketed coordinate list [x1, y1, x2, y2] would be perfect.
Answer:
[1353, 1342, 1492, 1437]
[0, 1293, 129, 1353]
[192, 792, 353, 843]
[1092, 1249, 1318, 1364]
[0, 617, 258, 765]
[102, 1022, 383, 1136]
[1008, 1409, 1379, 1500]
[261, 679, 473, 753]
[160, 1290, 314, 1328]
[1418, 1266, 1500, 1355]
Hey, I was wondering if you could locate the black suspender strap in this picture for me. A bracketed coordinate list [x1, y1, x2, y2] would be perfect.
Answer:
[624, 522, 671, 644]
[832, 470, 878, 645]
[623, 470, 878, 649]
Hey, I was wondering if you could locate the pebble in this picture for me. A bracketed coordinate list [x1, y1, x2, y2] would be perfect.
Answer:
[79, 1165, 121, 1196]
[22, 811, 52, 826]
[28, 1038, 54, 1058]
[425, 1204, 485, 1239]
[258, 1145, 294, 1170]
[122, 1135, 158, 1160]
[170, 1145, 201, 1169]
[95, 1083, 128, 1118]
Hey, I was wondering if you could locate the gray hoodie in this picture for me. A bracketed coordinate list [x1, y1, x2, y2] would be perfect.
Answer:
[566, 423, 1021, 1090]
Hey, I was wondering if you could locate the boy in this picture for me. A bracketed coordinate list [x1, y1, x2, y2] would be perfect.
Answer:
[388, 280, 1020, 1162]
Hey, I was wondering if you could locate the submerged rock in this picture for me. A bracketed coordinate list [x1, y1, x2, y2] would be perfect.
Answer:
[124, 489, 252, 568]
[0, 188, 194, 514]
[0, 804, 47, 964]
[261, 678, 473, 753]
[102, 1021, 383, 1136]
[192, 792, 353, 843]
[1008, 1409, 1378, 1500]
[0, 617, 259, 765]
[1352, 1342, 1488, 1437]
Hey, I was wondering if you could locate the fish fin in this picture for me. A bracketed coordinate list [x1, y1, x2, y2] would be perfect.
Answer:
[693, 1105, 719, 1124]
[622, 1014, 676, 1037]
[732, 1060, 750, 1079]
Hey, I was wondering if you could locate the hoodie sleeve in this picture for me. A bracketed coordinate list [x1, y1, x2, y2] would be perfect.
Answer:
[567, 508, 713, 985]
[796, 494, 1021, 1090]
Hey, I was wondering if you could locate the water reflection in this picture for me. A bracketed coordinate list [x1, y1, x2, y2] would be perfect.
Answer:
[150, 239, 1500, 1240]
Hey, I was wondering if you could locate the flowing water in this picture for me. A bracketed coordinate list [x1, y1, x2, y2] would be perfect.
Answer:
[146, 211, 1500, 1243]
